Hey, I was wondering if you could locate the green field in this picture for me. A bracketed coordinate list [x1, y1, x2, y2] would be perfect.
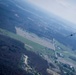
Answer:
[54, 39, 76, 69]
[1, 28, 76, 74]
[1, 28, 76, 64]
[0, 28, 55, 57]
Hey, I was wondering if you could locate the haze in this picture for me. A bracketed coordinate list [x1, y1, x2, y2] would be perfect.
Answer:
[27, 0, 76, 25]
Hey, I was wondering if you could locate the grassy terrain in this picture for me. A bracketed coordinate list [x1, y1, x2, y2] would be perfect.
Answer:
[0, 28, 76, 62]
[54, 39, 76, 69]
[0, 28, 54, 57]
[1, 28, 76, 74]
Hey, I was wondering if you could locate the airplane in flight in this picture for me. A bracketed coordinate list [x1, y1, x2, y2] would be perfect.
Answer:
[67, 33, 76, 37]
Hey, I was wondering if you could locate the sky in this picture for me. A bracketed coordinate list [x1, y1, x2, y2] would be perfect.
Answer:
[27, 0, 76, 25]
